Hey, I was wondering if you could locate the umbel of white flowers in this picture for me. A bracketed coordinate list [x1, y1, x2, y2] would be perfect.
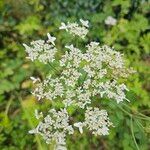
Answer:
[23, 19, 134, 150]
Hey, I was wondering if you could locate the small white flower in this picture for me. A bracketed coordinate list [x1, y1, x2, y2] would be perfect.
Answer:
[34, 109, 43, 119]
[28, 128, 38, 134]
[59, 22, 68, 31]
[65, 44, 74, 50]
[74, 122, 84, 134]
[105, 16, 117, 26]
[30, 76, 40, 83]
[80, 19, 89, 28]
[83, 65, 95, 77]
[59, 21, 89, 39]
[47, 33, 56, 45]
[29, 124, 40, 134]
[100, 126, 109, 135]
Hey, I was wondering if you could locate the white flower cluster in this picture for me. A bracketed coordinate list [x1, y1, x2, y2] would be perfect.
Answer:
[59, 19, 89, 39]
[84, 107, 112, 135]
[23, 33, 57, 63]
[29, 108, 73, 149]
[75, 107, 112, 136]
[105, 16, 117, 26]
[25, 19, 133, 149]
[31, 75, 64, 101]
[31, 42, 130, 107]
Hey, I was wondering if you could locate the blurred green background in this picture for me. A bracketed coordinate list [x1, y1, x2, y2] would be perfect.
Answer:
[0, 0, 150, 149]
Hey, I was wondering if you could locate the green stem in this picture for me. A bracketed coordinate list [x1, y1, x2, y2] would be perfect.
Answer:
[135, 119, 145, 131]
[117, 105, 150, 121]
[5, 98, 13, 116]
[83, 73, 88, 83]
[122, 103, 150, 120]
[117, 105, 132, 117]
[79, 72, 88, 87]
[130, 116, 140, 150]
[48, 63, 58, 72]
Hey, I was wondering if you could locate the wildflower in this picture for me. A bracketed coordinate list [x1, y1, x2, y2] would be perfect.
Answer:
[59, 20, 89, 39]
[30, 76, 40, 83]
[105, 16, 117, 26]
[80, 19, 89, 28]
[47, 33, 56, 45]
[74, 122, 84, 134]
[29, 108, 74, 148]
[84, 107, 113, 136]
[24, 19, 134, 149]
[23, 38, 57, 63]
[59, 22, 68, 31]
[34, 109, 43, 119]
[31, 42, 130, 106]
[28, 127, 39, 134]
[31, 76, 64, 101]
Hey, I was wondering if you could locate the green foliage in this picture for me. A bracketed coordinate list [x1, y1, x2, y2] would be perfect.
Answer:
[0, 0, 150, 149]
[15, 15, 41, 35]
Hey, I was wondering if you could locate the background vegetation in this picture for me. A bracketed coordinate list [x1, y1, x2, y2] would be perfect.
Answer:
[0, 0, 150, 149]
